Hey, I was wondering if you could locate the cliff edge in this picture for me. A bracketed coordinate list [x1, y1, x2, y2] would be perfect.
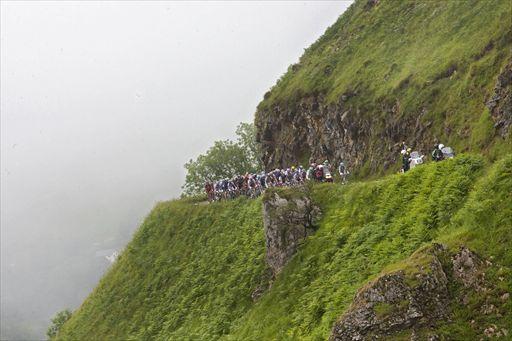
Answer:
[255, 0, 511, 174]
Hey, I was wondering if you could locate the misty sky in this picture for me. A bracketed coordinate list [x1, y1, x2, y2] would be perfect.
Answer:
[0, 1, 352, 339]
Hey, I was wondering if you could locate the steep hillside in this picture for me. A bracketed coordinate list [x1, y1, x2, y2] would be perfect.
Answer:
[57, 154, 512, 340]
[255, 0, 511, 174]
[57, 197, 267, 340]
[57, 2, 512, 339]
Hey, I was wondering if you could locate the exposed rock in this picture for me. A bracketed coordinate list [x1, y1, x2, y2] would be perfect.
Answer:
[329, 244, 449, 341]
[365, 0, 380, 10]
[329, 244, 509, 340]
[255, 94, 433, 173]
[255, 59, 511, 173]
[433, 64, 458, 82]
[262, 188, 321, 276]
[484, 324, 499, 338]
[251, 268, 273, 302]
[452, 246, 486, 290]
[481, 303, 497, 315]
[251, 286, 266, 302]
[486, 59, 512, 137]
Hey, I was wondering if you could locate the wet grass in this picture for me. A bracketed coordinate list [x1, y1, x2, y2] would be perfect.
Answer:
[57, 154, 512, 340]
[256, 0, 511, 164]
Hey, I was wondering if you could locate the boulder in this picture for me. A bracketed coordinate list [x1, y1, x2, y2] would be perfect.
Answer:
[262, 188, 321, 276]
[329, 245, 503, 340]
[486, 59, 512, 137]
[329, 244, 449, 340]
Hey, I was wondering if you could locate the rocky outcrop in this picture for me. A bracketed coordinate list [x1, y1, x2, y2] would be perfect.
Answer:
[365, 0, 380, 10]
[253, 4, 511, 173]
[255, 94, 433, 173]
[329, 244, 449, 341]
[486, 59, 512, 137]
[251, 267, 274, 302]
[329, 244, 506, 341]
[451, 246, 486, 290]
[256, 59, 512, 172]
[263, 188, 321, 276]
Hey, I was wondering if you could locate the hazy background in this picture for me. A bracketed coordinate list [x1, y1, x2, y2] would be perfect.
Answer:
[0, 1, 352, 339]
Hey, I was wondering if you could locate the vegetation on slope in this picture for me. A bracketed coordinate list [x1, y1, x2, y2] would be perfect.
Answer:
[57, 197, 267, 340]
[57, 154, 511, 340]
[182, 122, 262, 195]
[54, 2, 512, 339]
[255, 0, 511, 169]
[227, 155, 511, 340]
[260, 0, 511, 107]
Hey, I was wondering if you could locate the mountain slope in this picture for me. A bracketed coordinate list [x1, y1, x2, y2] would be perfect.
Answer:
[226, 155, 511, 340]
[57, 1, 512, 339]
[255, 0, 511, 174]
[57, 197, 267, 340]
[57, 154, 512, 340]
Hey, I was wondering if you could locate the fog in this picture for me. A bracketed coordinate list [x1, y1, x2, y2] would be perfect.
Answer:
[0, 1, 352, 339]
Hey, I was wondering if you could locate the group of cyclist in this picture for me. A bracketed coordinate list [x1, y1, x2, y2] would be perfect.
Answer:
[400, 141, 455, 173]
[204, 140, 454, 201]
[204, 159, 350, 202]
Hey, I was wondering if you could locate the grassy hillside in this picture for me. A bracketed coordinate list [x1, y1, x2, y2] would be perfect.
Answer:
[54, 2, 512, 339]
[255, 0, 511, 172]
[228, 155, 511, 340]
[57, 197, 267, 340]
[260, 0, 511, 108]
[57, 154, 511, 340]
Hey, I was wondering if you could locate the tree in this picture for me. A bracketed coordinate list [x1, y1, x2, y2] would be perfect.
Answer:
[47, 309, 72, 339]
[235, 122, 262, 168]
[182, 122, 263, 195]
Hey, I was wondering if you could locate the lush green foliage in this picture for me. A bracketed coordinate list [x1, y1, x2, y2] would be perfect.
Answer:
[226, 155, 502, 340]
[235, 122, 263, 168]
[434, 154, 512, 339]
[57, 197, 266, 340]
[57, 2, 512, 337]
[256, 0, 511, 159]
[182, 122, 263, 195]
[57, 154, 511, 340]
[47, 309, 72, 340]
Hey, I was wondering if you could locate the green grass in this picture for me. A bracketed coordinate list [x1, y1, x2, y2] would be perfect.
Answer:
[57, 197, 267, 340]
[373, 300, 408, 319]
[255, 0, 511, 165]
[54, 2, 512, 338]
[57, 154, 512, 340]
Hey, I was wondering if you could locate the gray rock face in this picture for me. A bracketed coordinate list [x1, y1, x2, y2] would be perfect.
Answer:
[486, 59, 512, 137]
[329, 245, 499, 340]
[263, 189, 321, 276]
[255, 60, 511, 172]
[452, 246, 485, 290]
[329, 244, 449, 341]
[250, 267, 273, 302]
[365, 0, 380, 10]
[255, 94, 432, 173]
